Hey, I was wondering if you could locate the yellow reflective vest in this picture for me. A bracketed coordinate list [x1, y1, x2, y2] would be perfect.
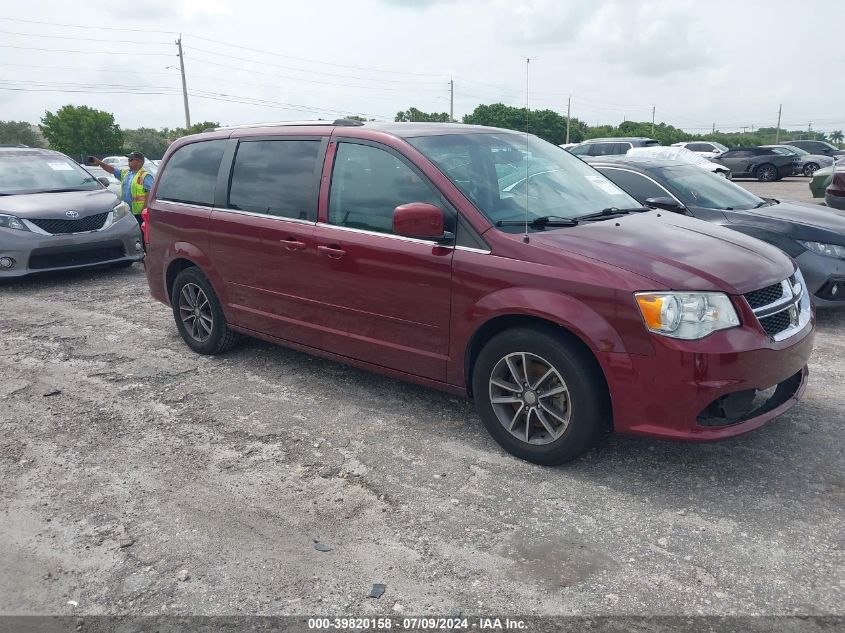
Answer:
[117, 168, 149, 215]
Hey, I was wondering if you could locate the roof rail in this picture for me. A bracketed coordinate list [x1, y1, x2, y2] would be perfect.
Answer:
[212, 118, 365, 131]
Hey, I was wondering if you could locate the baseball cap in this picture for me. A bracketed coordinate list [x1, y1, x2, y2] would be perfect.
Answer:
[127, 151, 145, 161]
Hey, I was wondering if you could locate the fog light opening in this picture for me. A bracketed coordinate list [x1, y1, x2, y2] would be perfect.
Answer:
[0, 256, 15, 269]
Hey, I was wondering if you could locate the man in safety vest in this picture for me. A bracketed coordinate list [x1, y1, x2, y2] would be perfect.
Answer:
[89, 151, 153, 231]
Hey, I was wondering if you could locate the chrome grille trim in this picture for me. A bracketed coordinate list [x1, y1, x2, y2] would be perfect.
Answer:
[745, 270, 811, 342]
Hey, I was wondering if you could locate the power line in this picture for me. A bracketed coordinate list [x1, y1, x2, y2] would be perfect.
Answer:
[185, 33, 443, 78]
[183, 45, 446, 86]
[0, 43, 172, 55]
[187, 55, 445, 93]
[0, 16, 176, 34]
[0, 28, 172, 45]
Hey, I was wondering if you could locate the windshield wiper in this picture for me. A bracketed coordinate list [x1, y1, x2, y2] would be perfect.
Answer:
[573, 207, 651, 221]
[496, 215, 579, 228]
[754, 199, 777, 208]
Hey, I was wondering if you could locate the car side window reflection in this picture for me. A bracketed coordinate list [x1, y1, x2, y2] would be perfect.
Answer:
[328, 143, 442, 235]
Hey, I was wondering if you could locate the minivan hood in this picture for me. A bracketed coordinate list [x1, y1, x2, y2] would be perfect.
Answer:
[0, 189, 118, 219]
[530, 211, 794, 294]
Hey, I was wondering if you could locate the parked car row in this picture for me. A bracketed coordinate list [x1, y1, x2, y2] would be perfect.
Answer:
[3, 124, 837, 466]
[564, 137, 844, 182]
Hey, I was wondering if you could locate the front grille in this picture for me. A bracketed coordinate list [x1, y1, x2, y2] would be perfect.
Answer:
[29, 212, 109, 234]
[759, 310, 792, 338]
[744, 282, 784, 309]
[28, 243, 125, 270]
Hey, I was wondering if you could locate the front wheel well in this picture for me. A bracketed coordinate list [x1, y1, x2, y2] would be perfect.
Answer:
[165, 258, 198, 302]
[464, 316, 611, 416]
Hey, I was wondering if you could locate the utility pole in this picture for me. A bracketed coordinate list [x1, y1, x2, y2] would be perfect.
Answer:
[775, 104, 782, 143]
[651, 105, 656, 136]
[565, 95, 571, 144]
[751, 124, 754, 135]
[808, 121, 813, 140]
[449, 79, 454, 123]
[176, 35, 191, 129]
[712, 123, 715, 134]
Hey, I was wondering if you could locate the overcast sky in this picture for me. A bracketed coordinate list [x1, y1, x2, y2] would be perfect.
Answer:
[2, 0, 844, 134]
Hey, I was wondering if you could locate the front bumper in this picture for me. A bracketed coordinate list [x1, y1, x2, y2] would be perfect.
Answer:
[600, 318, 814, 441]
[795, 250, 845, 307]
[825, 192, 845, 211]
[0, 216, 144, 278]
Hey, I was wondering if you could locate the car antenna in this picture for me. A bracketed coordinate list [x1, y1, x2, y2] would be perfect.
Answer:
[523, 56, 533, 244]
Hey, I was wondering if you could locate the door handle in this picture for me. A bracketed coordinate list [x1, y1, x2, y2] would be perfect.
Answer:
[281, 238, 307, 251]
[317, 244, 347, 259]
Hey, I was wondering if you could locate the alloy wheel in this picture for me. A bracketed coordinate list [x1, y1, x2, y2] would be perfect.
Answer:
[178, 282, 213, 343]
[488, 352, 571, 445]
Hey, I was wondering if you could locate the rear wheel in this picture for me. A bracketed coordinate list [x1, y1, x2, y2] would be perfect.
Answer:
[803, 162, 820, 177]
[472, 327, 609, 465]
[171, 267, 241, 355]
[756, 163, 778, 182]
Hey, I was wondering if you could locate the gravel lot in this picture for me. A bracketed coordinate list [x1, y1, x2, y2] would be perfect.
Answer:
[1, 182, 843, 619]
[734, 174, 823, 206]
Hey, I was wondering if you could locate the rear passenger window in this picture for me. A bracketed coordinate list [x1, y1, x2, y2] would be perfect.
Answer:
[228, 140, 321, 220]
[328, 143, 441, 235]
[156, 140, 226, 206]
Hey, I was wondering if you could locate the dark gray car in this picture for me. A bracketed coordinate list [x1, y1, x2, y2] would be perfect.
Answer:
[711, 147, 798, 181]
[585, 156, 845, 307]
[0, 147, 145, 278]
[761, 145, 835, 177]
[782, 140, 845, 158]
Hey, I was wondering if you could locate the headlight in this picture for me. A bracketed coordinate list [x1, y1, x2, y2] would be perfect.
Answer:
[111, 201, 130, 222]
[0, 213, 30, 232]
[635, 292, 740, 340]
[799, 240, 845, 259]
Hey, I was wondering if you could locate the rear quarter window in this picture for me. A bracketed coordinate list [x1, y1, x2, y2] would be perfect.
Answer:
[156, 140, 227, 206]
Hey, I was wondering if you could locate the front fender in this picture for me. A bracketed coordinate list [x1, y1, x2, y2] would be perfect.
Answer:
[448, 286, 642, 389]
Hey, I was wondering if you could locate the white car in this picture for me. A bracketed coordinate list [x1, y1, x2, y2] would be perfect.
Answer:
[671, 141, 729, 160]
[627, 146, 731, 178]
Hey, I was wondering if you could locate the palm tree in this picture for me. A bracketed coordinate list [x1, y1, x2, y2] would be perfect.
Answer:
[831, 130, 844, 148]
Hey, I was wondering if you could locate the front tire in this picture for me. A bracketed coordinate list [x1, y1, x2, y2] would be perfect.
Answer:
[803, 162, 819, 177]
[756, 163, 778, 182]
[171, 267, 241, 355]
[471, 327, 609, 465]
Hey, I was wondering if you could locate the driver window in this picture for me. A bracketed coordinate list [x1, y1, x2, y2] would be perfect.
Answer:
[328, 143, 441, 235]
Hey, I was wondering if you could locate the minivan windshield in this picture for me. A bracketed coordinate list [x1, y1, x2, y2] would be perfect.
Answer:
[408, 132, 638, 231]
[659, 164, 765, 210]
[0, 152, 101, 195]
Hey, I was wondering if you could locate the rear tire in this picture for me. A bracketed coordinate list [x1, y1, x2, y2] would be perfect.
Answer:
[471, 327, 609, 465]
[803, 162, 819, 177]
[756, 163, 778, 182]
[171, 267, 241, 355]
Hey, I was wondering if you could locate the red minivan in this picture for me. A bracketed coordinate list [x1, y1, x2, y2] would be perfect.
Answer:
[144, 121, 814, 465]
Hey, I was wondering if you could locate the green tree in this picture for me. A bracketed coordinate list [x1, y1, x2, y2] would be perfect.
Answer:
[0, 120, 44, 147]
[171, 121, 220, 138]
[40, 105, 123, 155]
[123, 127, 170, 158]
[830, 130, 844, 148]
[395, 107, 450, 122]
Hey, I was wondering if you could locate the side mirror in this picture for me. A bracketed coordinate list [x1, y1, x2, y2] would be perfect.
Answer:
[393, 203, 454, 242]
[645, 197, 686, 213]
[97, 177, 111, 186]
